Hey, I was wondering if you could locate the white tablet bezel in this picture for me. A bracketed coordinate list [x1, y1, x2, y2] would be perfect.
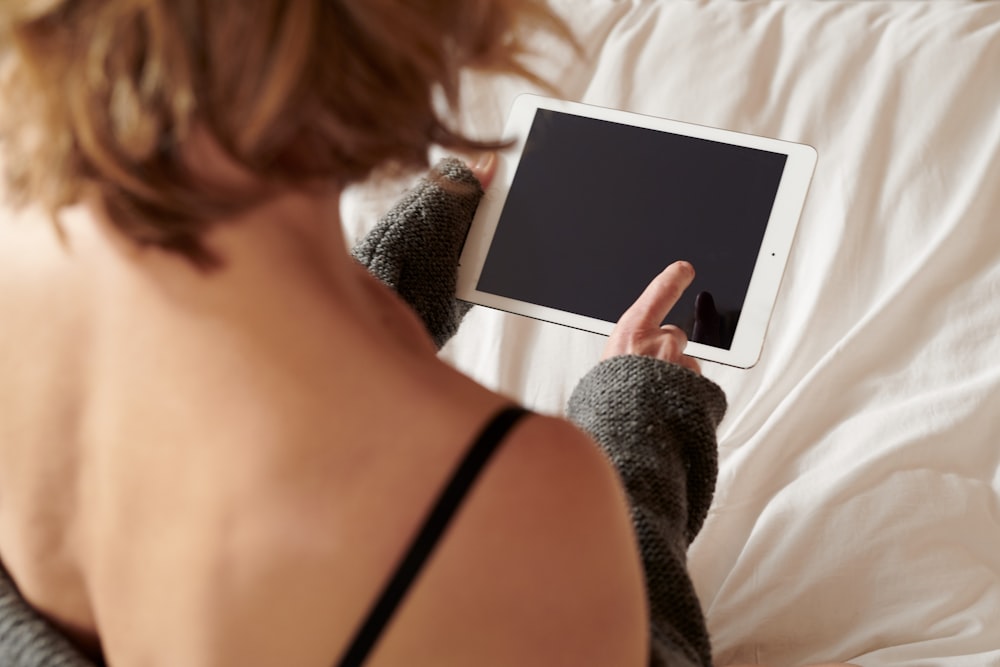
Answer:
[456, 94, 817, 369]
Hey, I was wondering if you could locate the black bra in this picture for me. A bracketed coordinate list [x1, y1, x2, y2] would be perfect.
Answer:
[335, 405, 529, 666]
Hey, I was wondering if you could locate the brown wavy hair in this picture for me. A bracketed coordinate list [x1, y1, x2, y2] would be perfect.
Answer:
[0, 0, 564, 264]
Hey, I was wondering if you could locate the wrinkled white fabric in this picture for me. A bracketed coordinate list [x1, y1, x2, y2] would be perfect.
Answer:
[342, 2, 1000, 665]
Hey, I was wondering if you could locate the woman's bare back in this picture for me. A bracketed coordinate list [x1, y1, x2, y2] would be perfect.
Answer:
[0, 199, 647, 666]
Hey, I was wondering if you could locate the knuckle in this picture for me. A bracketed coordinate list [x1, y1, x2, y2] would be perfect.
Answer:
[660, 324, 688, 345]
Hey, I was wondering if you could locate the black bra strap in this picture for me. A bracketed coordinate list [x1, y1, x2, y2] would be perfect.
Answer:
[336, 405, 529, 667]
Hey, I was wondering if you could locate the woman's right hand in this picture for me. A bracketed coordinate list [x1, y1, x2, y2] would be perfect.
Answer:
[602, 260, 702, 375]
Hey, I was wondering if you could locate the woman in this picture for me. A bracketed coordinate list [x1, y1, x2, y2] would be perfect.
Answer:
[0, 1, 730, 665]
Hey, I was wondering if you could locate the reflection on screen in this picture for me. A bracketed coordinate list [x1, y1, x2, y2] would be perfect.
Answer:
[476, 109, 787, 350]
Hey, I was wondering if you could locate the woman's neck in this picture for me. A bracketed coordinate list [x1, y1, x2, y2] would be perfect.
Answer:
[79, 182, 351, 288]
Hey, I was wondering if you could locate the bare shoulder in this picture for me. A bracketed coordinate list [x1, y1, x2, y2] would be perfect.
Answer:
[130, 407, 650, 667]
[356, 411, 650, 667]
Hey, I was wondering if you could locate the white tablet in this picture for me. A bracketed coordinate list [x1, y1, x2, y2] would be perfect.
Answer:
[456, 94, 816, 369]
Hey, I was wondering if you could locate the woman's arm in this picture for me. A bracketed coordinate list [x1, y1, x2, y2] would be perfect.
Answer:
[568, 261, 727, 667]
[568, 356, 725, 667]
[357, 174, 729, 665]
[351, 158, 483, 350]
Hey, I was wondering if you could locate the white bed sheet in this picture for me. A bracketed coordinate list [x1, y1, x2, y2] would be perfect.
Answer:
[343, 2, 1000, 665]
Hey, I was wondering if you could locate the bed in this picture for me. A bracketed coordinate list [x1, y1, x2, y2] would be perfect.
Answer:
[342, 2, 1000, 665]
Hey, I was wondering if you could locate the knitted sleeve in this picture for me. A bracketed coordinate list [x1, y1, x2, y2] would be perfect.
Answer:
[0, 567, 97, 667]
[567, 355, 727, 667]
[351, 157, 482, 350]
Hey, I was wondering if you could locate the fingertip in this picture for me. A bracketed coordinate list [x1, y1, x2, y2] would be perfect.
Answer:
[467, 152, 497, 188]
[661, 260, 695, 288]
[471, 151, 496, 169]
[673, 260, 695, 277]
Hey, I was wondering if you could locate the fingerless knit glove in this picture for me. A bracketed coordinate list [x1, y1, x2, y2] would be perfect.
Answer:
[351, 157, 482, 350]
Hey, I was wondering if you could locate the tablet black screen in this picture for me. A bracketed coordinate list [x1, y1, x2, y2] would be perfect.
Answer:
[475, 109, 788, 350]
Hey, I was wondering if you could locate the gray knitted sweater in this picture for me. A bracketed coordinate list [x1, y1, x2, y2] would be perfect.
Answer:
[0, 159, 727, 667]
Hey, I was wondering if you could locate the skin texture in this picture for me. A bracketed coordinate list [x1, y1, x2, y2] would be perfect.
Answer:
[0, 151, 651, 666]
